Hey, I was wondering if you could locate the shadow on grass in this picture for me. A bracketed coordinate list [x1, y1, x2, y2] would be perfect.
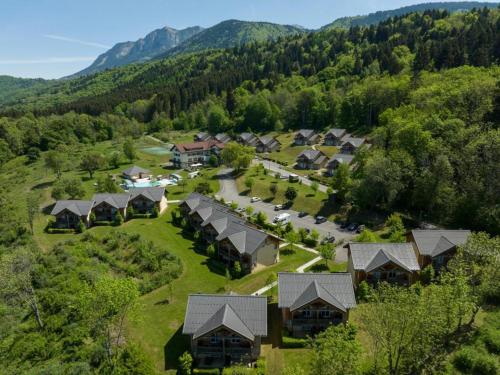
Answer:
[32, 181, 54, 190]
[164, 325, 190, 370]
[240, 189, 250, 196]
[308, 263, 329, 273]
[201, 258, 228, 276]
[42, 203, 55, 215]
[263, 302, 282, 348]
[315, 199, 340, 219]
[280, 248, 296, 256]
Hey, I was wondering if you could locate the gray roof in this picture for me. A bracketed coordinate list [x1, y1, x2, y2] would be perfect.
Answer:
[411, 230, 471, 257]
[328, 153, 355, 166]
[183, 294, 267, 339]
[297, 149, 324, 161]
[239, 132, 256, 142]
[325, 128, 347, 138]
[349, 243, 420, 272]
[51, 200, 93, 216]
[182, 193, 276, 256]
[257, 136, 280, 146]
[129, 187, 165, 202]
[296, 129, 316, 139]
[342, 137, 365, 148]
[122, 165, 150, 177]
[278, 273, 356, 310]
[93, 193, 130, 209]
[215, 133, 231, 143]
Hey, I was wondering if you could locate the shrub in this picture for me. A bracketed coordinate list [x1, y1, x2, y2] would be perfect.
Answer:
[151, 206, 159, 218]
[76, 220, 86, 233]
[127, 206, 135, 219]
[356, 281, 371, 302]
[179, 351, 193, 375]
[207, 244, 217, 258]
[453, 348, 498, 375]
[482, 328, 500, 354]
[47, 228, 75, 234]
[420, 265, 435, 285]
[114, 212, 124, 226]
[232, 261, 242, 279]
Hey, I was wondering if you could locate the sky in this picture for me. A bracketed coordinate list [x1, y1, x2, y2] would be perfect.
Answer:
[0, 0, 497, 79]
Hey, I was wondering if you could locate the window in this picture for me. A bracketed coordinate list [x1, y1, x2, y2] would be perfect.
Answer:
[303, 310, 312, 318]
[231, 337, 240, 344]
[210, 336, 219, 344]
[388, 271, 397, 279]
[320, 310, 331, 318]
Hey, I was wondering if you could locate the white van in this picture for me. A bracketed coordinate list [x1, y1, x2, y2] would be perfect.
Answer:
[273, 213, 291, 226]
[170, 173, 183, 181]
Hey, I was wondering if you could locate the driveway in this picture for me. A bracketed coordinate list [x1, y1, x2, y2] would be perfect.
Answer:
[217, 169, 353, 262]
[252, 159, 328, 193]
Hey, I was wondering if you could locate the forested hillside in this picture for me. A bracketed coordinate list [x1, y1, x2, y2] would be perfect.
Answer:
[0, 7, 499, 234]
[323, 1, 499, 29]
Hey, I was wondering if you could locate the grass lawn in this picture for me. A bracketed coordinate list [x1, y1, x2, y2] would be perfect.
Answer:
[117, 210, 316, 372]
[305, 261, 347, 273]
[236, 166, 338, 218]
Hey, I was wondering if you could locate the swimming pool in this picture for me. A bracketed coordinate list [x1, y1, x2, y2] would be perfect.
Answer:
[123, 179, 177, 189]
[140, 146, 172, 156]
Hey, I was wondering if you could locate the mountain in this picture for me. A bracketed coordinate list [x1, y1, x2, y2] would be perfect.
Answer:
[156, 20, 306, 59]
[323, 1, 499, 29]
[73, 26, 203, 77]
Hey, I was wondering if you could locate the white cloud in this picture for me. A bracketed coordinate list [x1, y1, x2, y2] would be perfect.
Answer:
[0, 57, 95, 65]
[43, 34, 111, 49]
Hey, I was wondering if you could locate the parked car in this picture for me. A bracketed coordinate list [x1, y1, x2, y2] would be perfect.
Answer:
[235, 207, 245, 214]
[298, 211, 308, 218]
[250, 197, 261, 203]
[347, 223, 359, 232]
[315, 216, 327, 224]
[274, 204, 283, 211]
[289, 174, 300, 183]
[273, 213, 291, 225]
[340, 222, 349, 229]
[356, 225, 365, 233]
[322, 235, 336, 244]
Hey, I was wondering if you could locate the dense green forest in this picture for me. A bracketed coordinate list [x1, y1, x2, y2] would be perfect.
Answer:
[1, 7, 499, 233]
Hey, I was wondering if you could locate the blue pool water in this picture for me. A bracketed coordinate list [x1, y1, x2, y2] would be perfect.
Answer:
[123, 179, 177, 189]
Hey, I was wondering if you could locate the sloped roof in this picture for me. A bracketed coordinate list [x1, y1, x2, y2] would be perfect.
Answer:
[341, 137, 365, 148]
[183, 294, 267, 338]
[195, 132, 212, 141]
[215, 133, 231, 143]
[278, 273, 356, 310]
[328, 153, 355, 166]
[411, 230, 471, 257]
[93, 193, 130, 209]
[173, 140, 225, 153]
[129, 187, 165, 202]
[349, 243, 420, 272]
[51, 200, 94, 216]
[123, 166, 150, 176]
[239, 132, 256, 142]
[193, 304, 254, 340]
[290, 280, 347, 312]
[296, 129, 316, 139]
[216, 221, 269, 256]
[297, 149, 325, 161]
[257, 136, 280, 146]
[325, 128, 347, 138]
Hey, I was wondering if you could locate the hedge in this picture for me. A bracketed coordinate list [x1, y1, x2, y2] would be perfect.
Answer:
[282, 331, 308, 348]
[47, 228, 75, 234]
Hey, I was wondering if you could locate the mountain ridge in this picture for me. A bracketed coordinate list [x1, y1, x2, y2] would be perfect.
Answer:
[71, 25, 204, 77]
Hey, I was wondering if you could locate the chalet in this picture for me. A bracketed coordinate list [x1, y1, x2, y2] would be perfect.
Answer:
[323, 129, 347, 146]
[171, 140, 225, 169]
[325, 153, 355, 176]
[278, 273, 356, 338]
[194, 132, 213, 142]
[340, 137, 366, 155]
[255, 136, 281, 153]
[236, 132, 258, 147]
[50, 200, 94, 229]
[214, 133, 232, 144]
[183, 294, 267, 368]
[92, 193, 129, 222]
[122, 166, 151, 180]
[294, 129, 321, 146]
[347, 243, 420, 288]
[296, 149, 328, 170]
[180, 193, 280, 273]
[407, 230, 471, 271]
[128, 187, 167, 214]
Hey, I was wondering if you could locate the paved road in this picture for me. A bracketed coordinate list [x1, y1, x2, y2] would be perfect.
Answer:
[252, 159, 328, 193]
[217, 169, 353, 262]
